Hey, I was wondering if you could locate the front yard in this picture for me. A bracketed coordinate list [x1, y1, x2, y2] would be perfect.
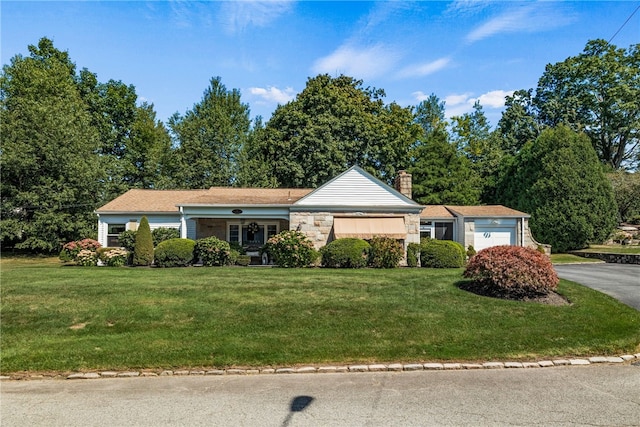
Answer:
[1, 257, 639, 373]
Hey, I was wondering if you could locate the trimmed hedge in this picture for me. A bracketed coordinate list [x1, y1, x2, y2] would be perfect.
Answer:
[463, 245, 559, 299]
[420, 238, 465, 268]
[320, 238, 370, 268]
[154, 238, 196, 267]
[368, 237, 404, 269]
[195, 236, 232, 266]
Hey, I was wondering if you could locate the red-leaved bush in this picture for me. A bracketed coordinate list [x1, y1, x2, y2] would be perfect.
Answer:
[463, 246, 559, 299]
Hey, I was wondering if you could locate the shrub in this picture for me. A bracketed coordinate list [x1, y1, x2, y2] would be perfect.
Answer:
[75, 249, 98, 266]
[262, 230, 316, 268]
[118, 230, 137, 251]
[152, 227, 180, 247]
[195, 236, 232, 266]
[133, 216, 154, 266]
[406, 243, 420, 267]
[420, 239, 465, 268]
[463, 245, 559, 299]
[59, 238, 102, 264]
[368, 237, 404, 268]
[98, 247, 129, 267]
[466, 245, 476, 259]
[154, 238, 196, 267]
[228, 241, 246, 255]
[320, 238, 370, 268]
[236, 255, 251, 266]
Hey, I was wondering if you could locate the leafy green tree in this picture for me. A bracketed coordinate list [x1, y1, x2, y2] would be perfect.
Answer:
[169, 76, 251, 188]
[608, 171, 640, 222]
[1, 38, 104, 252]
[496, 125, 618, 253]
[125, 103, 176, 189]
[132, 216, 154, 266]
[495, 89, 541, 156]
[409, 95, 481, 205]
[244, 74, 420, 188]
[534, 40, 639, 169]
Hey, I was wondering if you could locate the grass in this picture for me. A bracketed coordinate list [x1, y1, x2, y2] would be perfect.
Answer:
[550, 253, 603, 264]
[579, 245, 640, 254]
[1, 257, 639, 373]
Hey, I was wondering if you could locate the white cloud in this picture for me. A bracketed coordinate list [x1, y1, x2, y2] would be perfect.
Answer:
[477, 90, 514, 108]
[397, 57, 451, 79]
[311, 44, 401, 80]
[439, 90, 514, 118]
[465, 2, 575, 43]
[249, 86, 296, 105]
[219, 1, 294, 34]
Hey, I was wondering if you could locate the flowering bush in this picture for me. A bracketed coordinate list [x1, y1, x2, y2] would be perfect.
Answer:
[194, 236, 232, 266]
[59, 238, 102, 265]
[262, 230, 317, 268]
[320, 238, 370, 268]
[368, 237, 404, 268]
[99, 248, 129, 267]
[75, 249, 98, 266]
[463, 245, 559, 299]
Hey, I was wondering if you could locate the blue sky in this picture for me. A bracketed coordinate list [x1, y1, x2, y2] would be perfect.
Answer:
[2, 1, 639, 127]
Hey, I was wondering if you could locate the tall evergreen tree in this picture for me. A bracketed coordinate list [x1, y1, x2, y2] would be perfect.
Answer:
[169, 77, 251, 188]
[409, 95, 481, 205]
[1, 38, 104, 252]
[496, 125, 618, 252]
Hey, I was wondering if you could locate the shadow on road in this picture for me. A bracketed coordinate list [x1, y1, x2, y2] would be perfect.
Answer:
[281, 395, 314, 427]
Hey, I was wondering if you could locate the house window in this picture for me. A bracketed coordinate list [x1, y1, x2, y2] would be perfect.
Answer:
[107, 224, 126, 247]
[227, 222, 279, 247]
[229, 225, 240, 243]
[435, 222, 453, 240]
[420, 222, 432, 240]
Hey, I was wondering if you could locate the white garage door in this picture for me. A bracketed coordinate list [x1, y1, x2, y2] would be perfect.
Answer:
[474, 227, 515, 251]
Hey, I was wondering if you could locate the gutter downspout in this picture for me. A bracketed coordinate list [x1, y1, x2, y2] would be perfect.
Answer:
[521, 217, 525, 247]
[179, 207, 187, 239]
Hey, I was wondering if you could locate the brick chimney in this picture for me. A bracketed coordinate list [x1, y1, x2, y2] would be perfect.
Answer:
[394, 170, 412, 199]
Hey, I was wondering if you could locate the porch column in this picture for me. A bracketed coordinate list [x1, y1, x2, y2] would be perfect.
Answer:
[179, 207, 187, 239]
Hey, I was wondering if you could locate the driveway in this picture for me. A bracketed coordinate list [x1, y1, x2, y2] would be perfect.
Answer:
[554, 263, 640, 310]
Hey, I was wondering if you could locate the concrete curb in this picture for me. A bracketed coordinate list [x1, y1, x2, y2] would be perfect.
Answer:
[2, 354, 639, 381]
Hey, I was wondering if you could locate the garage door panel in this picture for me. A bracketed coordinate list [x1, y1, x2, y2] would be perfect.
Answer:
[474, 227, 515, 251]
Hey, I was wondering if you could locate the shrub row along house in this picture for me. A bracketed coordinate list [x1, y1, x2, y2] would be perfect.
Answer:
[96, 166, 543, 264]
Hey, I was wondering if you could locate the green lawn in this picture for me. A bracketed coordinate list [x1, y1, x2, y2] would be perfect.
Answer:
[550, 253, 603, 264]
[580, 245, 640, 254]
[1, 257, 639, 373]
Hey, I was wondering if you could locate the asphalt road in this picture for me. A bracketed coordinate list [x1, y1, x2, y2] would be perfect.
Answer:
[554, 263, 640, 310]
[2, 366, 640, 426]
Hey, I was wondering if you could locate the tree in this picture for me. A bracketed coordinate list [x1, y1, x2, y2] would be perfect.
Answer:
[496, 125, 618, 253]
[409, 95, 481, 205]
[1, 38, 104, 252]
[169, 77, 251, 188]
[534, 40, 639, 169]
[243, 74, 420, 188]
[451, 101, 503, 203]
[132, 216, 154, 266]
[125, 103, 176, 189]
[495, 89, 541, 156]
[608, 171, 640, 222]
